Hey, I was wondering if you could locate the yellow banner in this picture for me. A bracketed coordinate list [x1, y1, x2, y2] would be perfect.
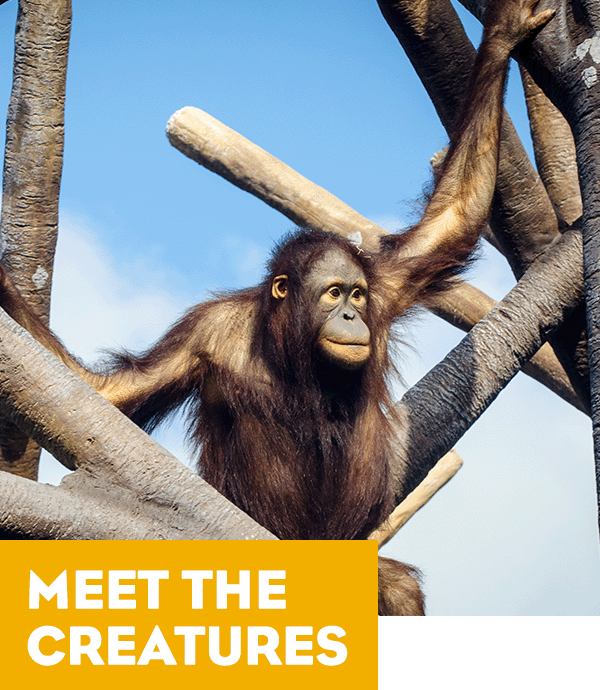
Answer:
[0, 540, 377, 688]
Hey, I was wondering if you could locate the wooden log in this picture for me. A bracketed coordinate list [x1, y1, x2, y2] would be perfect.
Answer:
[369, 449, 463, 547]
[167, 106, 386, 252]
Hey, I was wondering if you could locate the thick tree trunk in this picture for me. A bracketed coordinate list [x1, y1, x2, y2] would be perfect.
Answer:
[376, 0, 590, 414]
[576, 113, 600, 532]
[0, 0, 71, 479]
[461, 0, 600, 540]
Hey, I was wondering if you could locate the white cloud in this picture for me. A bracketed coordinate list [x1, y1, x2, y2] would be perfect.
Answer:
[39, 212, 197, 485]
[50, 212, 193, 362]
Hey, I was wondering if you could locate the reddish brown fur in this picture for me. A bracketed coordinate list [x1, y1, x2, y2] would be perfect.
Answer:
[112, 230, 411, 540]
[378, 557, 425, 616]
[198, 232, 395, 540]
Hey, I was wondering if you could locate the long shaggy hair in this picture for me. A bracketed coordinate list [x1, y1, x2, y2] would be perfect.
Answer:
[195, 229, 399, 540]
[108, 227, 469, 544]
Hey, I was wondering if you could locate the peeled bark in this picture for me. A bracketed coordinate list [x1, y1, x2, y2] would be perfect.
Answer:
[167, 107, 387, 252]
[0, 0, 71, 479]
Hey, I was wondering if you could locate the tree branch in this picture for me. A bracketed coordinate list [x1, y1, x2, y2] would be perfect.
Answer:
[376, 0, 590, 414]
[431, 280, 586, 413]
[0, 308, 274, 541]
[519, 65, 582, 227]
[369, 449, 463, 547]
[392, 229, 584, 502]
[460, 0, 600, 530]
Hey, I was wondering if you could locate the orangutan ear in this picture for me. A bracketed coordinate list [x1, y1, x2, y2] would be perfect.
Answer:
[271, 274, 288, 300]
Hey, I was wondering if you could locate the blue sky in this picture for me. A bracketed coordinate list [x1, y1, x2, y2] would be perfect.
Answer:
[0, 0, 598, 619]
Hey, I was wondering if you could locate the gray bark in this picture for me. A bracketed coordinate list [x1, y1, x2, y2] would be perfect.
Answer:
[392, 229, 584, 502]
[0, 308, 274, 541]
[431, 281, 586, 413]
[0, 0, 71, 480]
[519, 66, 582, 226]
[377, 0, 590, 414]
[460, 0, 600, 541]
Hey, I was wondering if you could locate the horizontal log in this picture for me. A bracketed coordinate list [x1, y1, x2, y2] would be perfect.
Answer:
[167, 106, 386, 252]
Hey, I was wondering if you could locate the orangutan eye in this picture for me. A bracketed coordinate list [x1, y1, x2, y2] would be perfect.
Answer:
[329, 287, 341, 298]
[352, 288, 362, 300]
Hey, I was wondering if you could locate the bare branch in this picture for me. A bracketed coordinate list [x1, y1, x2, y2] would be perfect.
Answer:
[431, 282, 586, 413]
[519, 65, 582, 226]
[1, 0, 70, 322]
[376, 0, 559, 272]
[460, 0, 600, 521]
[376, 0, 590, 415]
[0, 307, 274, 540]
[167, 107, 386, 252]
[393, 229, 584, 502]
[369, 449, 463, 547]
